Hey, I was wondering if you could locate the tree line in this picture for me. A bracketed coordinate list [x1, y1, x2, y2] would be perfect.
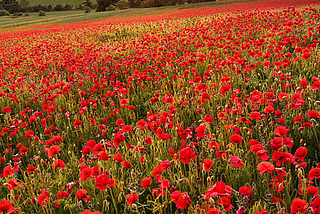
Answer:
[0, 0, 95, 14]
[0, 0, 216, 15]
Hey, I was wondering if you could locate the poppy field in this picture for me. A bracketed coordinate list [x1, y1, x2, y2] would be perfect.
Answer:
[0, 1, 320, 213]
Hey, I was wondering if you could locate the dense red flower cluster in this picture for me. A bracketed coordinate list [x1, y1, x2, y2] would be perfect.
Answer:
[0, 0, 319, 213]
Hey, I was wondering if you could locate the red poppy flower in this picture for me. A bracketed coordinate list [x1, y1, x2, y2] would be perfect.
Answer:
[113, 153, 123, 162]
[57, 191, 69, 199]
[95, 174, 109, 191]
[126, 193, 138, 207]
[274, 125, 289, 136]
[116, 119, 124, 126]
[80, 167, 93, 181]
[294, 116, 304, 123]
[7, 178, 22, 190]
[25, 130, 34, 139]
[179, 147, 195, 164]
[141, 177, 152, 188]
[308, 168, 320, 180]
[122, 125, 133, 133]
[92, 143, 104, 156]
[248, 139, 258, 146]
[257, 162, 275, 175]
[201, 159, 213, 171]
[272, 151, 295, 167]
[73, 119, 82, 127]
[38, 192, 49, 206]
[239, 186, 252, 196]
[48, 145, 60, 158]
[195, 125, 206, 138]
[299, 79, 308, 87]
[229, 134, 243, 144]
[75, 189, 87, 199]
[216, 151, 227, 159]
[27, 165, 37, 173]
[255, 209, 268, 214]
[203, 115, 213, 123]
[207, 208, 220, 214]
[256, 150, 269, 161]
[307, 186, 319, 196]
[290, 198, 308, 214]
[86, 140, 96, 148]
[310, 196, 320, 213]
[52, 159, 65, 169]
[250, 144, 264, 153]
[264, 106, 274, 113]
[2, 107, 12, 113]
[171, 191, 192, 209]
[122, 161, 132, 168]
[0, 200, 13, 213]
[294, 147, 307, 161]
[80, 210, 102, 214]
[250, 112, 261, 120]
[113, 132, 125, 147]
[217, 197, 234, 211]
[307, 110, 320, 118]
[2, 166, 13, 178]
[137, 120, 146, 129]
[98, 152, 109, 161]
[209, 141, 220, 150]
[152, 165, 164, 177]
[82, 146, 92, 155]
[206, 181, 232, 197]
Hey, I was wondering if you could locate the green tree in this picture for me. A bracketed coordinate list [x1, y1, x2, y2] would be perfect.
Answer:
[128, 0, 140, 8]
[64, 4, 73, 10]
[83, 0, 93, 9]
[47, 4, 53, 11]
[20, 0, 29, 11]
[96, 0, 118, 11]
[0, 0, 21, 13]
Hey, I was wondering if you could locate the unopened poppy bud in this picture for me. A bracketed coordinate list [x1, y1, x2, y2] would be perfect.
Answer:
[209, 197, 215, 204]
[207, 177, 211, 182]
[132, 204, 137, 209]
[297, 168, 303, 178]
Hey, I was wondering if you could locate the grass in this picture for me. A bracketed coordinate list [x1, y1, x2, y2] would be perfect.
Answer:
[0, 0, 252, 31]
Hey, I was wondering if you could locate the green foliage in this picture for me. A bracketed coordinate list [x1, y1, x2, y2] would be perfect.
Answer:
[38, 9, 45, 15]
[0, 9, 9, 15]
[83, 5, 91, 12]
[96, 0, 119, 11]
[116, 0, 129, 10]
[82, 0, 94, 9]
[128, 0, 140, 8]
[20, 0, 29, 10]
[105, 4, 116, 10]
[64, 4, 73, 10]
[54, 4, 64, 11]
[140, 0, 150, 8]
